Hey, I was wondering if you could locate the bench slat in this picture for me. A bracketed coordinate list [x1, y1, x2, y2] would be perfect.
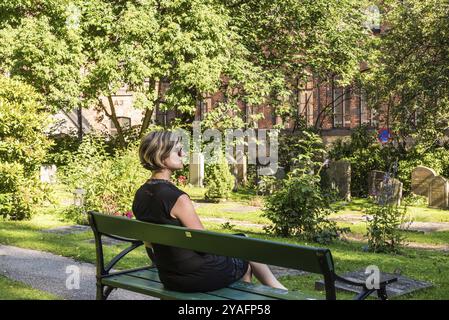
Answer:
[102, 274, 229, 300]
[90, 212, 334, 274]
[128, 269, 320, 300]
[126, 269, 276, 300]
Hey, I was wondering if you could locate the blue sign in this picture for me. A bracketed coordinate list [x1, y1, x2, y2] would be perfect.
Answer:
[378, 128, 392, 144]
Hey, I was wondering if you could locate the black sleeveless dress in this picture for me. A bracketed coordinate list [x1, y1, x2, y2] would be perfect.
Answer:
[132, 179, 249, 292]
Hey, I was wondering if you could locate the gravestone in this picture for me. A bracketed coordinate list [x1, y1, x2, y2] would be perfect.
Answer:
[326, 160, 351, 201]
[378, 178, 403, 206]
[189, 152, 204, 187]
[40, 165, 57, 184]
[315, 270, 432, 298]
[368, 170, 386, 197]
[274, 166, 286, 180]
[428, 176, 449, 209]
[233, 152, 247, 188]
[411, 166, 437, 197]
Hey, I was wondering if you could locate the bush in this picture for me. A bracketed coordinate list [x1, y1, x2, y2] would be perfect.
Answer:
[46, 132, 81, 168]
[330, 125, 449, 196]
[0, 162, 32, 220]
[329, 125, 391, 197]
[205, 152, 235, 200]
[60, 206, 88, 225]
[365, 203, 409, 253]
[403, 193, 427, 207]
[263, 132, 348, 244]
[61, 136, 148, 214]
[0, 76, 52, 220]
[397, 147, 449, 194]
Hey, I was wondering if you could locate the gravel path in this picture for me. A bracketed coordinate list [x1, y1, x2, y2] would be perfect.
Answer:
[0, 245, 155, 300]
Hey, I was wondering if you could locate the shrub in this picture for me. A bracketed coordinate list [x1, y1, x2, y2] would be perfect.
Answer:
[403, 193, 427, 207]
[60, 206, 88, 225]
[365, 203, 409, 253]
[329, 125, 390, 197]
[46, 132, 81, 168]
[263, 132, 348, 244]
[0, 162, 32, 220]
[61, 137, 148, 214]
[0, 76, 52, 220]
[205, 152, 235, 200]
[397, 147, 449, 194]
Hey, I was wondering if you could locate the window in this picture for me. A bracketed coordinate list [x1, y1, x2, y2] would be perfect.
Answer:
[333, 86, 344, 128]
[344, 88, 352, 127]
[359, 90, 378, 127]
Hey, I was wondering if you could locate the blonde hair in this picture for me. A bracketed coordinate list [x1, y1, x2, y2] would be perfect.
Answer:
[139, 131, 180, 171]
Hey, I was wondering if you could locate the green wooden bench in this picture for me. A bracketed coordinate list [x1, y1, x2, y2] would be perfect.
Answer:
[88, 211, 397, 300]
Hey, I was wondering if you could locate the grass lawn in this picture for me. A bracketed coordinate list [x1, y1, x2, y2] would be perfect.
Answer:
[0, 275, 60, 300]
[1, 185, 448, 300]
[1, 210, 448, 300]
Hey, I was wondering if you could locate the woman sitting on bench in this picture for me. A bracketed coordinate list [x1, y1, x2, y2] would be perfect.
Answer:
[132, 130, 287, 293]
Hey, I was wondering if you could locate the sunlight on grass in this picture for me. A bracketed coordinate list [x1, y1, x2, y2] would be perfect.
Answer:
[0, 276, 60, 300]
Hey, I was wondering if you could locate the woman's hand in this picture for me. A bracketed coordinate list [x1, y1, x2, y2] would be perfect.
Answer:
[170, 194, 205, 230]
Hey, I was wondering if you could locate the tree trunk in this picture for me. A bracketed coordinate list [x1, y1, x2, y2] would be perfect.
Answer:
[105, 95, 126, 148]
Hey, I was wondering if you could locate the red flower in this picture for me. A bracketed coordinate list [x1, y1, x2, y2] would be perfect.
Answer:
[125, 211, 134, 219]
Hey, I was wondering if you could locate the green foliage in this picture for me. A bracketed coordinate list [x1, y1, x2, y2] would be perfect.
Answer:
[263, 131, 347, 243]
[329, 125, 392, 197]
[0, 1, 84, 112]
[365, 203, 409, 253]
[364, 0, 449, 148]
[330, 126, 449, 196]
[0, 76, 53, 172]
[221, 0, 372, 118]
[403, 193, 427, 207]
[61, 135, 148, 214]
[60, 205, 88, 226]
[0, 162, 31, 220]
[279, 129, 326, 174]
[397, 147, 449, 194]
[205, 152, 235, 200]
[46, 133, 82, 168]
[0, 76, 52, 220]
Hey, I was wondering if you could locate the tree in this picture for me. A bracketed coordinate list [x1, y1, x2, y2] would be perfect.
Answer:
[78, 0, 269, 147]
[364, 0, 449, 150]
[0, 1, 84, 113]
[220, 0, 373, 128]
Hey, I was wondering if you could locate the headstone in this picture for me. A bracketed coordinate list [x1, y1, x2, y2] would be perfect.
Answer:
[233, 152, 247, 187]
[73, 188, 86, 207]
[326, 160, 351, 201]
[368, 170, 386, 197]
[378, 177, 403, 206]
[189, 152, 204, 187]
[40, 165, 57, 184]
[411, 166, 437, 197]
[274, 166, 286, 180]
[428, 176, 449, 209]
[315, 270, 432, 298]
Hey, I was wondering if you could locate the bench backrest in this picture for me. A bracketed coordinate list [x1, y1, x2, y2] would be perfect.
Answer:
[89, 211, 337, 299]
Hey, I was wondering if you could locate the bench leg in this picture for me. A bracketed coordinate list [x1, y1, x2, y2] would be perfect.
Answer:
[96, 283, 106, 300]
[376, 286, 388, 300]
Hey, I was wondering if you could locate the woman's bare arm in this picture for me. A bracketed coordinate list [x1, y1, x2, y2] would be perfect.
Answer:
[170, 194, 205, 230]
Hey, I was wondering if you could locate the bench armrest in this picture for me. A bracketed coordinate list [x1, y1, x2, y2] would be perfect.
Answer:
[104, 240, 144, 274]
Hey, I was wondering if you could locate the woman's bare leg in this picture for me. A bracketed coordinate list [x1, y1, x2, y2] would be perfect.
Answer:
[249, 261, 288, 290]
[241, 264, 252, 283]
